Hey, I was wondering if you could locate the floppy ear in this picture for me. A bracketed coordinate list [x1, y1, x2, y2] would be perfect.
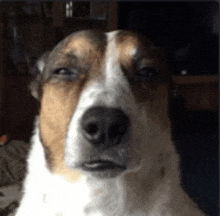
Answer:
[29, 52, 50, 100]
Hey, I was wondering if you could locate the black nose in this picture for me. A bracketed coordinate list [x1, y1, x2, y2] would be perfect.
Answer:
[81, 107, 130, 148]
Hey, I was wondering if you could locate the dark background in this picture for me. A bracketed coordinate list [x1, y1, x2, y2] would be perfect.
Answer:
[118, 2, 218, 76]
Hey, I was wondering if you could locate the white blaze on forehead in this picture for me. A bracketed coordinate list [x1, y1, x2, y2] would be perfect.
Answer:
[104, 31, 130, 89]
[97, 31, 132, 109]
[105, 31, 121, 81]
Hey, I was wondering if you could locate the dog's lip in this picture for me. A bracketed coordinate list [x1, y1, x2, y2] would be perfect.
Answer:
[82, 160, 127, 172]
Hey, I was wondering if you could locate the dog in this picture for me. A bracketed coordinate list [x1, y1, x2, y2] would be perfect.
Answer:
[15, 30, 205, 216]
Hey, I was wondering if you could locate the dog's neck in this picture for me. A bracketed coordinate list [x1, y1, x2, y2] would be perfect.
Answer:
[84, 162, 176, 215]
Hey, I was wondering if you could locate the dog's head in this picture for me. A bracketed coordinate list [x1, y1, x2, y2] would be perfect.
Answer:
[30, 30, 172, 181]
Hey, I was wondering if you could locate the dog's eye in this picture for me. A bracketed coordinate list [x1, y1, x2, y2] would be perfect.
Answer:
[127, 66, 158, 85]
[138, 67, 158, 81]
[54, 68, 78, 80]
[139, 67, 157, 75]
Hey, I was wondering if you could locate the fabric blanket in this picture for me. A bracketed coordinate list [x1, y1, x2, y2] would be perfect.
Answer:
[0, 140, 30, 186]
[0, 140, 30, 215]
[0, 184, 21, 216]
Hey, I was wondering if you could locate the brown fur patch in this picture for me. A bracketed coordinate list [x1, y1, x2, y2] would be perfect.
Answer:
[115, 31, 171, 130]
[116, 31, 140, 73]
[133, 82, 171, 130]
[43, 144, 54, 169]
[39, 31, 107, 181]
[64, 34, 92, 53]
[62, 31, 106, 79]
[115, 30, 171, 80]
[42, 31, 107, 83]
[39, 80, 85, 182]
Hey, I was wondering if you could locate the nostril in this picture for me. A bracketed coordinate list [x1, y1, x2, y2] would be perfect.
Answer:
[109, 124, 120, 137]
[108, 123, 129, 145]
[85, 123, 99, 135]
[118, 124, 128, 135]
[82, 121, 105, 145]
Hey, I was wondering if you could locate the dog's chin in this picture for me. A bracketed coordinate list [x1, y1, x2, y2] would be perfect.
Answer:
[80, 160, 127, 179]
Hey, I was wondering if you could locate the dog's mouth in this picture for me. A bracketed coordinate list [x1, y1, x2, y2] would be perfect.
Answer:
[82, 160, 126, 172]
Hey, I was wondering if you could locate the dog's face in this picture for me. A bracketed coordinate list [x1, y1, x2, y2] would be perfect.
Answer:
[30, 30, 171, 181]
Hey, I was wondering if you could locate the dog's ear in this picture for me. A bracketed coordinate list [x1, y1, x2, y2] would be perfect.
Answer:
[29, 52, 50, 100]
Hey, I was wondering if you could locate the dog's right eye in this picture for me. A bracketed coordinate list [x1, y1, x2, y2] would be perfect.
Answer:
[53, 68, 78, 80]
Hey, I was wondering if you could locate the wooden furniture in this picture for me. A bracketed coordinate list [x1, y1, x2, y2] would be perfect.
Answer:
[172, 75, 219, 111]
[52, 2, 118, 33]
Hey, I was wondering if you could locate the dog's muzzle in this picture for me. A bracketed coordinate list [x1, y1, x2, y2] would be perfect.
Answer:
[79, 106, 130, 176]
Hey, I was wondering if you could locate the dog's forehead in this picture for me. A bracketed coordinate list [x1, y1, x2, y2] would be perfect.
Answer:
[63, 30, 106, 54]
[42, 30, 170, 86]
[52, 30, 148, 62]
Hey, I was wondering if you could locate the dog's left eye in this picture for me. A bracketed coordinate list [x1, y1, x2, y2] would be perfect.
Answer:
[54, 68, 78, 80]
[137, 66, 158, 82]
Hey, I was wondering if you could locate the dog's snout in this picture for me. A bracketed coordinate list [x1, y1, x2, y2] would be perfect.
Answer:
[81, 107, 130, 147]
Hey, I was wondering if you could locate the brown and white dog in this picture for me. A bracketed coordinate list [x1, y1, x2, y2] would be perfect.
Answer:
[15, 30, 205, 216]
